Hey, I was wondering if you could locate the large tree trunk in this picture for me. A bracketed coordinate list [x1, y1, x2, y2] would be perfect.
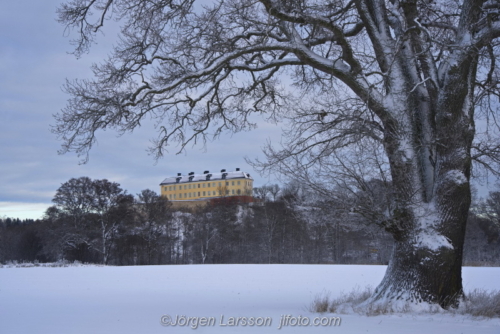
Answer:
[369, 196, 469, 308]
[368, 48, 476, 308]
[371, 124, 473, 308]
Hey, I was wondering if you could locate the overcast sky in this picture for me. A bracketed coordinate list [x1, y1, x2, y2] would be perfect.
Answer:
[2, 1, 498, 220]
[0, 0, 282, 219]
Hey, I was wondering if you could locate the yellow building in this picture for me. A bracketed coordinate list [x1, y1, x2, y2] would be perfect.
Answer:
[160, 168, 253, 201]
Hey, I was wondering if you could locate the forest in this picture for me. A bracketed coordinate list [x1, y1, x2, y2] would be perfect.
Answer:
[1, 177, 498, 266]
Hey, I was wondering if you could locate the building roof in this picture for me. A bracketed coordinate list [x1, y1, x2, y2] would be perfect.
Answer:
[160, 169, 253, 185]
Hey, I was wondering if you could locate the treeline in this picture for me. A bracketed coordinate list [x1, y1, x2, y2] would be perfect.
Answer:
[1, 177, 499, 266]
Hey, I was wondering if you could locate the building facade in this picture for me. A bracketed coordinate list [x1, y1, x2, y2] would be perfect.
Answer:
[160, 168, 253, 201]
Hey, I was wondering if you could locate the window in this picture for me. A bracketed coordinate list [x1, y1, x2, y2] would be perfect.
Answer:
[219, 182, 221, 186]
[169, 186, 172, 191]
[203, 191, 206, 196]
[169, 194, 172, 199]
[232, 189, 235, 195]
[237, 181, 240, 185]
[232, 181, 235, 186]
[237, 189, 241, 195]
[174, 194, 176, 199]
[198, 192, 200, 196]
[198, 184, 201, 188]
[173, 185, 176, 190]
[188, 184, 191, 189]
[203, 183, 205, 188]
[184, 185, 187, 190]
[212, 182, 216, 187]
[226, 181, 229, 186]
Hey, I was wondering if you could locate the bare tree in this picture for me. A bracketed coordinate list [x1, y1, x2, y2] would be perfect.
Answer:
[136, 189, 173, 264]
[268, 184, 281, 202]
[191, 210, 218, 264]
[56, 0, 500, 308]
[253, 186, 270, 201]
[51, 177, 100, 260]
[485, 191, 500, 230]
[51, 177, 130, 264]
[216, 184, 228, 197]
[53, 177, 94, 228]
[92, 179, 131, 264]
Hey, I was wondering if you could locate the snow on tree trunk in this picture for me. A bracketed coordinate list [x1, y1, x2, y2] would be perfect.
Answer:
[369, 198, 468, 308]
[369, 46, 476, 308]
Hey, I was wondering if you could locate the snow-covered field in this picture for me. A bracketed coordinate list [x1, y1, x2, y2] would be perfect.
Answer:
[1, 264, 499, 333]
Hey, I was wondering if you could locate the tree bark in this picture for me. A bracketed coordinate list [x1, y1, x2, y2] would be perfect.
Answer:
[370, 200, 468, 308]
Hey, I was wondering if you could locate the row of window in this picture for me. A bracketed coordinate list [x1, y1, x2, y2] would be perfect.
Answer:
[164, 180, 250, 192]
[168, 189, 243, 200]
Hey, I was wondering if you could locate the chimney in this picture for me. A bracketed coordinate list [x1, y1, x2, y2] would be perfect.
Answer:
[236, 168, 240, 171]
[189, 172, 194, 176]
[204, 170, 210, 174]
[221, 169, 226, 172]
[177, 173, 182, 176]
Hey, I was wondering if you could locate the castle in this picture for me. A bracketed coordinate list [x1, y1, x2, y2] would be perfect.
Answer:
[160, 168, 254, 204]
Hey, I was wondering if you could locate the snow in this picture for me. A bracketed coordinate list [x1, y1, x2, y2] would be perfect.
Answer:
[398, 138, 414, 161]
[160, 170, 251, 185]
[444, 170, 467, 185]
[1, 264, 499, 333]
[411, 201, 454, 251]
[415, 232, 453, 251]
[333, 58, 351, 72]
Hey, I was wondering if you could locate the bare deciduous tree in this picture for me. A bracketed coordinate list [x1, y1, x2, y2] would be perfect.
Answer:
[56, 0, 500, 308]
[136, 189, 173, 264]
[268, 184, 281, 202]
[253, 186, 270, 201]
[52, 177, 130, 264]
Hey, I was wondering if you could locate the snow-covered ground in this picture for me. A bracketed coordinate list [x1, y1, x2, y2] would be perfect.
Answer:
[0, 264, 499, 333]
